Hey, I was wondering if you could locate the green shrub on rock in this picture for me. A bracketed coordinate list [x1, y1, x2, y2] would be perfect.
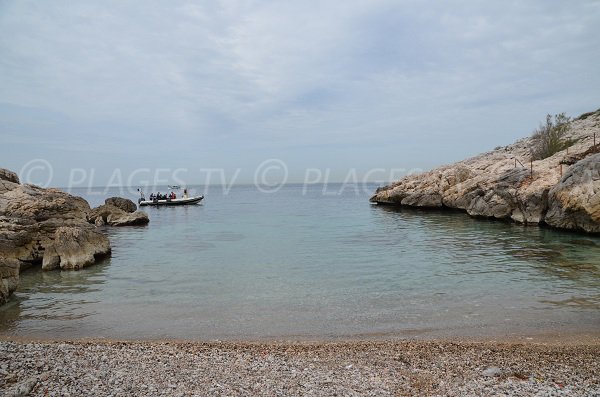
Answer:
[530, 113, 574, 160]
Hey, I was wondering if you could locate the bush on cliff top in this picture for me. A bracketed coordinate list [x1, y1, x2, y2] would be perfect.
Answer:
[530, 113, 574, 160]
[576, 108, 600, 120]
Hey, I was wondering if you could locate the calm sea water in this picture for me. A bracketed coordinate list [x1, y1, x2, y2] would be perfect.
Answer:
[1, 184, 599, 340]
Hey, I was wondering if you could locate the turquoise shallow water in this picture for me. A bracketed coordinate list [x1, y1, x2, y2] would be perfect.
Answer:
[1, 184, 599, 340]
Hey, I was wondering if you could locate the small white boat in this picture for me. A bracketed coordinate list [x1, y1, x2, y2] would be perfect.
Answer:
[138, 195, 204, 206]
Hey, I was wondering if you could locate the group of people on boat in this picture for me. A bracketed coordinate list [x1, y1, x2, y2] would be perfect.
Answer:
[138, 188, 189, 202]
[149, 191, 177, 201]
[137, 187, 199, 205]
[146, 189, 189, 201]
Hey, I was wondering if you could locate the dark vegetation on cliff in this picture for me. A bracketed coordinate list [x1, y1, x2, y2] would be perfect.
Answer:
[530, 113, 575, 160]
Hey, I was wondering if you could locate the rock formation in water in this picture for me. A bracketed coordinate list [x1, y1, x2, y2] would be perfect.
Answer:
[370, 109, 600, 234]
[105, 196, 138, 213]
[544, 154, 600, 232]
[42, 226, 112, 271]
[0, 171, 149, 304]
[87, 197, 149, 227]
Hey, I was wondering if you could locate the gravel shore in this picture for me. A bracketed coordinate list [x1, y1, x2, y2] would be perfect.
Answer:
[1, 339, 599, 396]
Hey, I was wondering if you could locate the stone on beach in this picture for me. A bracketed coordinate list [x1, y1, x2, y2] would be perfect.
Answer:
[482, 366, 503, 377]
[0, 340, 598, 397]
[4, 376, 38, 397]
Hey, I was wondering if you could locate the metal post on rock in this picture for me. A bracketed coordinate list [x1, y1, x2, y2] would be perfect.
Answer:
[530, 159, 533, 178]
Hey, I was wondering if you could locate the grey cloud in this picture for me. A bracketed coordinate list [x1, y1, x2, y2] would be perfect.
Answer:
[1, 0, 599, 185]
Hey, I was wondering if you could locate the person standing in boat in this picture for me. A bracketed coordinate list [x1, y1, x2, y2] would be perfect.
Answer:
[183, 188, 188, 199]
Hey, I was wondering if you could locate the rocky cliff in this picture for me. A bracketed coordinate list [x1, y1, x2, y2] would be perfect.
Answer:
[0, 171, 149, 304]
[370, 109, 600, 234]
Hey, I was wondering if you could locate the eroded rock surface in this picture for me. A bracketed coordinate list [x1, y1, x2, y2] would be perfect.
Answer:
[371, 110, 600, 233]
[0, 174, 111, 303]
[87, 204, 149, 226]
[42, 226, 111, 270]
[0, 258, 19, 305]
[545, 154, 600, 233]
[0, 184, 94, 263]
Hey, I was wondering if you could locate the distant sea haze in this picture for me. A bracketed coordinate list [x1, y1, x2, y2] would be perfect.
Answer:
[1, 184, 599, 340]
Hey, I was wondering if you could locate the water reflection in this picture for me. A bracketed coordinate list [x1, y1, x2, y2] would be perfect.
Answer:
[371, 205, 600, 290]
[0, 256, 110, 331]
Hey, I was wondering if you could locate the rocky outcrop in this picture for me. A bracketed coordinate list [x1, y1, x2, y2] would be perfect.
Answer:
[87, 204, 149, 226]
[0, 168, 19, 184]
[0, 170, 20, 195]
[0, 168, 153, 304]
[545, 154, 600, 233]
[1, 184, 90, 223]
[0, 216, 37, 266]
[107, 211, 149, 226]
[0, 169, 152, 305]
[105, 197, 137, 213]
[370, 109, 600, 233]
[0, 184, 94, 264]
[0, 177, 107, 303]
[0, 257, 19, 305]
[0, 216, 38, 304]
[42, 226, 111, 271]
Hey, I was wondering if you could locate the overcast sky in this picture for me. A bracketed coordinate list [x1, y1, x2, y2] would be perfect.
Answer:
[1, 0, 599, 187]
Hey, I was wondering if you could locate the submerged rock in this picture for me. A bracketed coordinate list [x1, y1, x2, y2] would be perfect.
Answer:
[370, 109, 600, 233]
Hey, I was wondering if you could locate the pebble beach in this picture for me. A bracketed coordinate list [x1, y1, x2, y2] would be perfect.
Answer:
[1, 338, 599, 396]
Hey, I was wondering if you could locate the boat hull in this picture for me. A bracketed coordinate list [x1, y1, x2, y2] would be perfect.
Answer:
[138, 195, 204, 206]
